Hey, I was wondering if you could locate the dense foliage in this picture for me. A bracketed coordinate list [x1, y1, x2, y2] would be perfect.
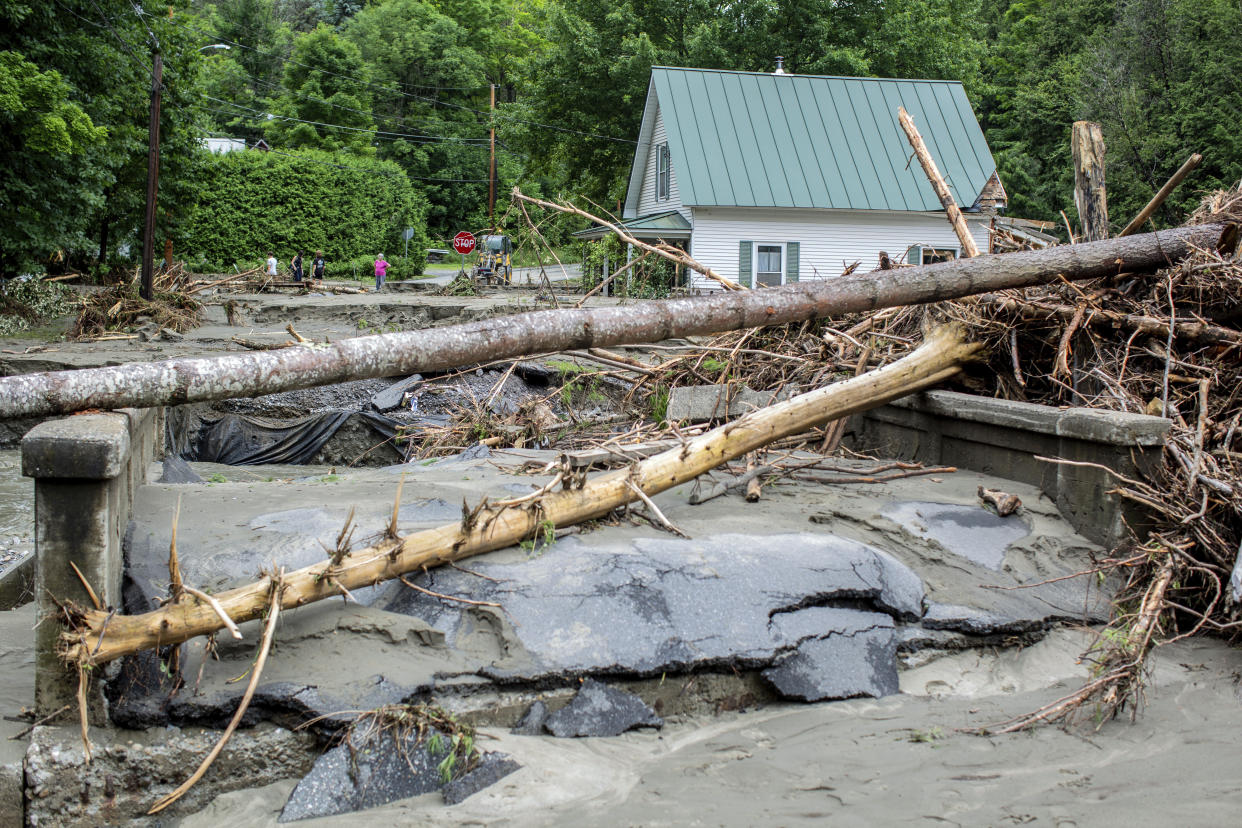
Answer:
[2, 0, 1240, 278]
[184, 148, 428, 270]
[1, 0, 206, 278]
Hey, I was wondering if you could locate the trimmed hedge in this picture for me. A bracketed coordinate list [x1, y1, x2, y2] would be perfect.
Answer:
[184, 149, 429, 275]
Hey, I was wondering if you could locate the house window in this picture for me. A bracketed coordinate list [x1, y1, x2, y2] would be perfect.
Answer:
[656, 143, 670, 201]
[920, 247, 958, 265]
[755, 243, 784, 286]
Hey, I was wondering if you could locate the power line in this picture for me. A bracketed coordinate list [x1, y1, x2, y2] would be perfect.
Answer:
[202, 96, 490, 146]
[236, 72, 491, 145]
[255, 144, 493, 183]
[194, 49, 498, 145]
[199, 113, 496, 182]
[178, 20, 487, 107]
[128, 0, 158, 47]
[82, 0, 153, 74]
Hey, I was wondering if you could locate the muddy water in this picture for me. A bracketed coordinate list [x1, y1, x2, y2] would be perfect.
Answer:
[0, 450, 32, 573]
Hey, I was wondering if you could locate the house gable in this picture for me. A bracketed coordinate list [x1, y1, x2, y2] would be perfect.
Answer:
[623, 86, 691, 223]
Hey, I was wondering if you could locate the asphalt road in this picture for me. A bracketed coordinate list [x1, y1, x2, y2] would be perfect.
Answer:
[419, 263, 581, 287]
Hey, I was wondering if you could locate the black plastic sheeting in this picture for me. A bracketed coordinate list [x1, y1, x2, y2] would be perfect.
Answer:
[166, 405, 403, 466]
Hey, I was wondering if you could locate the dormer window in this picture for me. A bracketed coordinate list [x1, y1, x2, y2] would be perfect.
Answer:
[656, 143, 671, 201]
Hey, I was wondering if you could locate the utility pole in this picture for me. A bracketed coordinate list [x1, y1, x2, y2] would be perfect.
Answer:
[140, 52, 163, 301]
[488, 83, 496, 234]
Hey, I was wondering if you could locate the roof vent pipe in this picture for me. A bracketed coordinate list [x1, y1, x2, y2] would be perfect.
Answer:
[773, 56, 787, 75]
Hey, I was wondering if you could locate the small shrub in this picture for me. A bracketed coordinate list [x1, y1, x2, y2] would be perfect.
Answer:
[0, 278, 78, 335]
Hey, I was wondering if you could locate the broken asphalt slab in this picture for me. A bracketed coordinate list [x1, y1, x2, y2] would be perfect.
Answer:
[543, 680, 663, 737]
[762, 608, 899, 701]
[385, 532, 922, 699]
[370, 374, 423, 412]
[279, 727, 518, 821]
[110, 459, 1108, 730]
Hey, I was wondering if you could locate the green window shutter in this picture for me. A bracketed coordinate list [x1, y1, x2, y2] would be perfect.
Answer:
[738, 240, 752, 288]
[908, 245, 922, 266]
[786, 242, 799, 282]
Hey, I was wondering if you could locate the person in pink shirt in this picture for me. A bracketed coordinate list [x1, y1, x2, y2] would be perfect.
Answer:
[374, 254, 390, 291]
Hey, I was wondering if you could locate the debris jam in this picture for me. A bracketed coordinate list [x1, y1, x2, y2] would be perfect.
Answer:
[3, 188, 1241, 826]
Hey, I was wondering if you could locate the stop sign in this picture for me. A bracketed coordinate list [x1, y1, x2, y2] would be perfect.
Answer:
[452, 231, 476, 255]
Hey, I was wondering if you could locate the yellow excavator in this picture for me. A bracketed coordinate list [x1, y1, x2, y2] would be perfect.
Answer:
[472, 235, 513, 285]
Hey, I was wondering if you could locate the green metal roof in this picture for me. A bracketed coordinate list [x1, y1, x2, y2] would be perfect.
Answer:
[649, 67, 998, 212]
[573, 210, 691, 239]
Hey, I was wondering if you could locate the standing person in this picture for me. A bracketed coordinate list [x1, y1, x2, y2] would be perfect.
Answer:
[290, 250, 304, 283]
[265, 251, 278, 278]
[311, 250, 326, 282]
[374, 254, 390, 291]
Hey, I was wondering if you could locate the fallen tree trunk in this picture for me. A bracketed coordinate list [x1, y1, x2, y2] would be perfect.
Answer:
[898, 107, 981, 258]
[0, 223, 1227, 420]
[60, 326, 983, 666]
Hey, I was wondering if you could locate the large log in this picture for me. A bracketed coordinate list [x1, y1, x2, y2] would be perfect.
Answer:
[61, 326, 982, 666]
[897, 107, 981, 258]
[0, 223, 1227, 420]
[1072, 121, 1110, 241]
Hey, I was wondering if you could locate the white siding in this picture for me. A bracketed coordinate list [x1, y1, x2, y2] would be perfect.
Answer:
[688, 207, 993, 290]
[635, 106, 692, 223]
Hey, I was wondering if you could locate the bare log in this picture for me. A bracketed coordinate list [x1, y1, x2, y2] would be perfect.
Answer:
[60, 326, 983, 666]
[1119, 153, 1203, 237]
[1072, 121, 1109, 241]
[897, 107, 981, 258]
[0, 223, 1227, 420]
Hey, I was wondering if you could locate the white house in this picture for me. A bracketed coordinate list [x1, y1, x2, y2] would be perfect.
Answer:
[579, 66, 1010, 289]
[204, 136, 247, 154]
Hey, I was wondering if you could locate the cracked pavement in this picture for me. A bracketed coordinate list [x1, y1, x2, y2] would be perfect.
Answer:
[113, 449, 1110, 728]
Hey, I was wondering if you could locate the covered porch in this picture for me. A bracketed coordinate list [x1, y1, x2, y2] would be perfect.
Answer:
[573, 211, 693, 296]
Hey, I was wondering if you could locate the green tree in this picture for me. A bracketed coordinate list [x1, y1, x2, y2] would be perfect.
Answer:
[0, 49, 108, 276]
[345, 0, 493, 236]
[977, 0, 1242, 227]
[265, 24, 376, 151]
[1, 0, 206, 276]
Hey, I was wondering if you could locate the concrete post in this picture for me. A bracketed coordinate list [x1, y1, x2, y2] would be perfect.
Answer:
[21, 412, 152, 722]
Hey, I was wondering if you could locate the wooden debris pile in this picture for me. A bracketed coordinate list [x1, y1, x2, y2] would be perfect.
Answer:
[71, 281, 202, 339]
[636, 187, 1242, 727]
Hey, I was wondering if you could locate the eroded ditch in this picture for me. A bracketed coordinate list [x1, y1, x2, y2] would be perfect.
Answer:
[163, 360, 617, 469]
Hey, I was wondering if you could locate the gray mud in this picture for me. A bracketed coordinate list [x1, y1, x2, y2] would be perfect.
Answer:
[173, 633, 1242, 827]
[0, 451, 32, 575]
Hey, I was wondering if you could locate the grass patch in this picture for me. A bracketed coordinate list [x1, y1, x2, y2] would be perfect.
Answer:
[343, 703, 479, 784]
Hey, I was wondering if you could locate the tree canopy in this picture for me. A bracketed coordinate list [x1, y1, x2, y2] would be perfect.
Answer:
[2, 0, 1240, 277]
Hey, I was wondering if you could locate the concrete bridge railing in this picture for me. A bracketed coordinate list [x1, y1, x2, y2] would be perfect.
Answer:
[849, 390, 1171, 548]
[20, 409, 161, 719]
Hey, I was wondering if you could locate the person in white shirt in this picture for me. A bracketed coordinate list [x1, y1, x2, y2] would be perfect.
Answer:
[266, 252, 278, 277]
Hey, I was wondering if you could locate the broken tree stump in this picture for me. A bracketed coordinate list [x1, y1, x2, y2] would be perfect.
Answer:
[1072, 121, 1109, 241]
[59, 326, 983, 666]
